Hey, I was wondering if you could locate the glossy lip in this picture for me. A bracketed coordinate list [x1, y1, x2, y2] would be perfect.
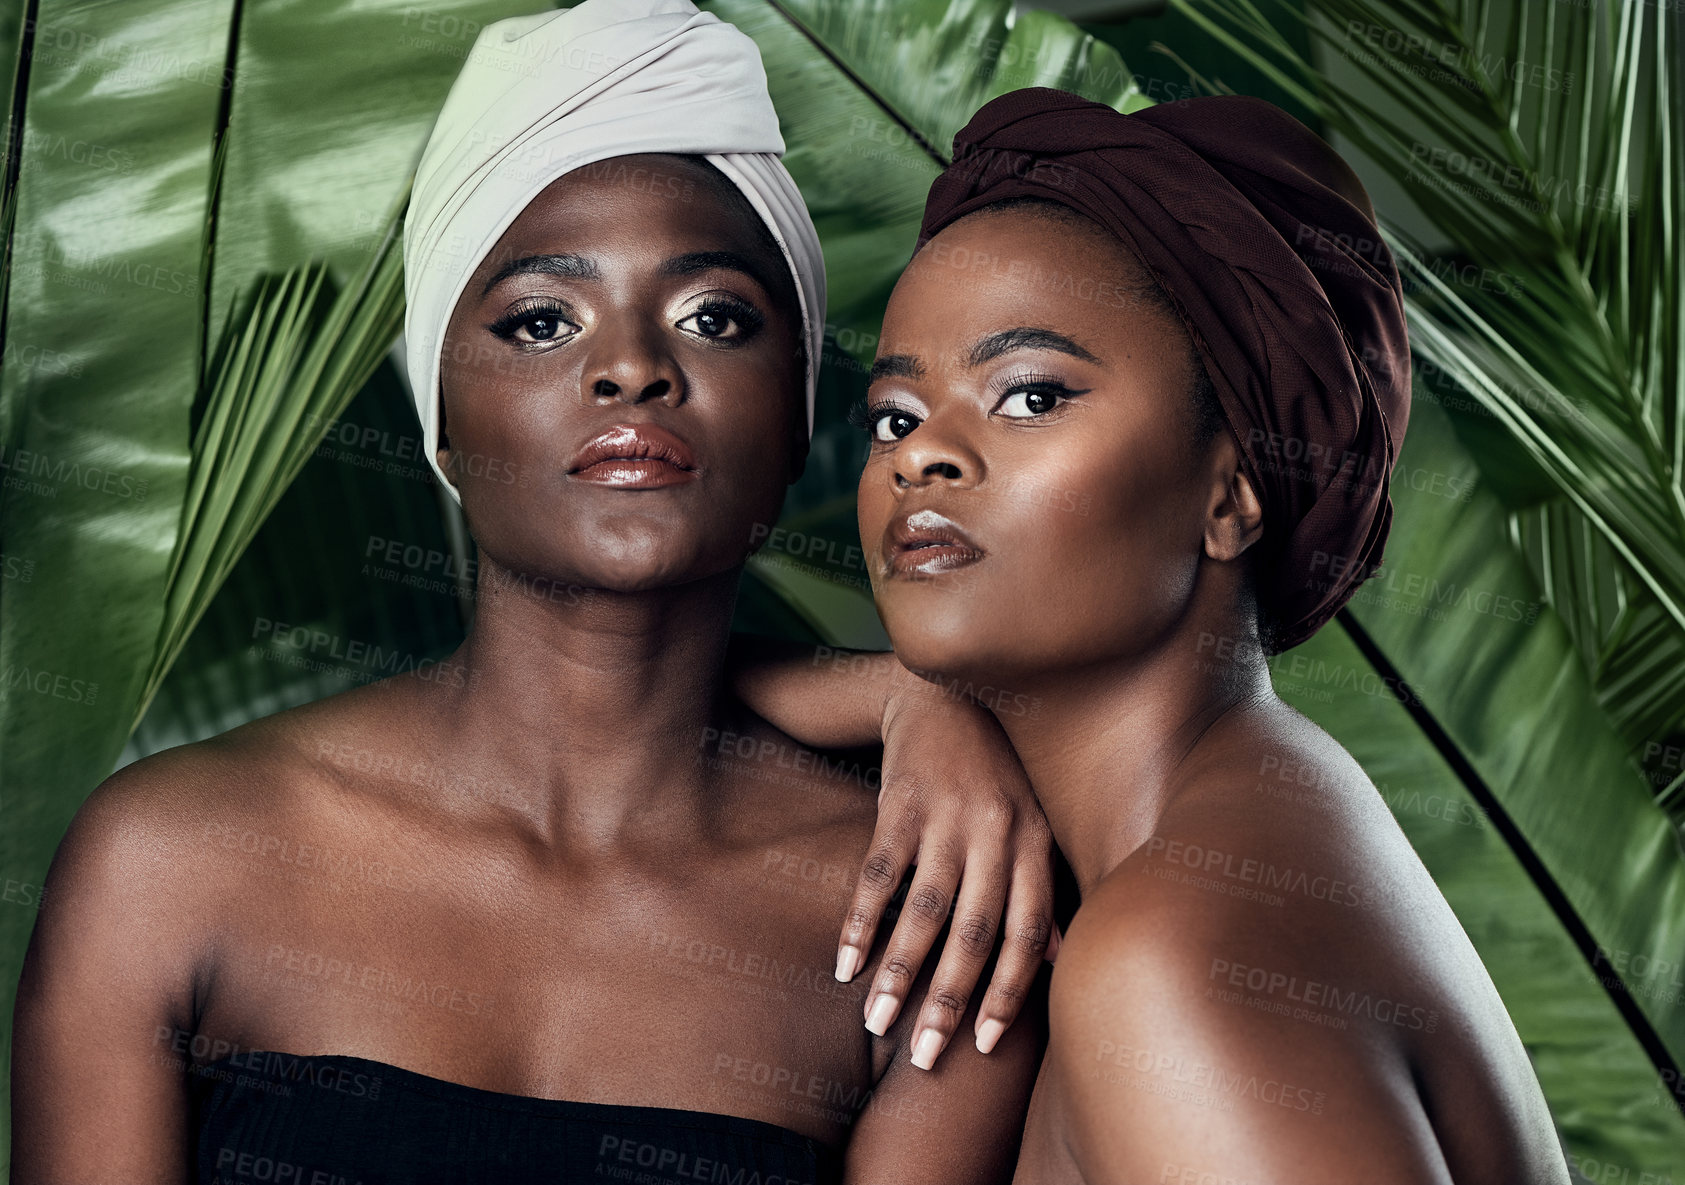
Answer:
[883, 508, 985, 579]
[567, 423, 700, 489]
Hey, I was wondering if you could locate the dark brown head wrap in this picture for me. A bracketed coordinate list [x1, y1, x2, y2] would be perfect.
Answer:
[917, 88, 1410, 651]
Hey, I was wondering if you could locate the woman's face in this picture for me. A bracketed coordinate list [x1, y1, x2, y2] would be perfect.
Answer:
[439, 153, 804, 593]
[856, 207, 1231, 686]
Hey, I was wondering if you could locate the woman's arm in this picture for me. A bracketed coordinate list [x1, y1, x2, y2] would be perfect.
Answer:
[844, 947, 1050, 1185]
[11, 763, 201, 1183]
[729, 637, 1058, 1068]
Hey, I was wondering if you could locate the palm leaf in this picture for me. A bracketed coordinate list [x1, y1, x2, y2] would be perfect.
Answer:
[1175, 0, 1685, 788]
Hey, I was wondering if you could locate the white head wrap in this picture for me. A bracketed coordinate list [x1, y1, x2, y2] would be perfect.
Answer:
[402, 0, 826, 502]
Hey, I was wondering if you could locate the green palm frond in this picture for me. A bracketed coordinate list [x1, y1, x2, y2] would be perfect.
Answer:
[138, 194, 406, 722]
[1176, 0, 1685, 791]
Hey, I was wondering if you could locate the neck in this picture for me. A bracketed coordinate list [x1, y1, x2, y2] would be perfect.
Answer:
[431, 555, 742, 846]
[992, 616, 1274, 898]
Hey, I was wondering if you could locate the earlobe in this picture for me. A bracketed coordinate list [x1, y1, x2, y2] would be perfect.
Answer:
[1203, 444, 1265, 563]
[435, 399, 460, 489]
[786, 412, 809, 486]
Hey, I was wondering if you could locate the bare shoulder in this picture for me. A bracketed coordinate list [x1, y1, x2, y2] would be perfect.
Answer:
[40, 677, 433, 957]
[1054, 698, 1472, 1045]
[1039, 699, 1566, 1183]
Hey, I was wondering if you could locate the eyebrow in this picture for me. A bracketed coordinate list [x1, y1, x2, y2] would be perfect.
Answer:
[968, 327, 1100, 367]
[869, 354, 925, 384]
[480, 253, 598, 296]
[867, 327, 1101, 387]
[480, 249, 774, 300]
[657, 250, 773, 293]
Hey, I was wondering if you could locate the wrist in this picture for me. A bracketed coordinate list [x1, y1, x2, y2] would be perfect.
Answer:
[880, 656, 953, 736]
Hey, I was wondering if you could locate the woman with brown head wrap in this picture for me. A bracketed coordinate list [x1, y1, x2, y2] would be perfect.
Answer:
[850, 87, 1568, 1181]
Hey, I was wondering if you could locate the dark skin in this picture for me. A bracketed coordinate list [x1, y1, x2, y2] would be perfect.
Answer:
[843, 206, 1569, 1184]
[10, 155, 1046, 1184]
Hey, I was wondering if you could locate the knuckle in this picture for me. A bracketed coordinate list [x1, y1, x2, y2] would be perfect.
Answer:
[976, 797, 1016, 832]
[860, 852, 900, 890]
[886, 774, 934, 812]
[956, 913, 998, 955]
[927, 987, 970, 1018]
[1021, 815, 1054, 850]
[879, 956, 917, 987]
[988, 979, 1028, 1009]
[844, 907, 879, 936]
[1015, 916, 1053, 952]
[908, 884, 953, 923]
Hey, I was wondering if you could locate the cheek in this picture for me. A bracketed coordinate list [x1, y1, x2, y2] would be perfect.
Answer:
[1015, 456, 1202, 647]
[855, 458, 895, 556]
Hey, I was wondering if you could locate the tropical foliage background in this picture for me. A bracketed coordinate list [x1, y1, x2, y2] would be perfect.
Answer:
[0, 0, 1679, 1176]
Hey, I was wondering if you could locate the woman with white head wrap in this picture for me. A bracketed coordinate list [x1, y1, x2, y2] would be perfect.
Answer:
[11, 3, 1045, 1181]
[403, 0, 827, 489]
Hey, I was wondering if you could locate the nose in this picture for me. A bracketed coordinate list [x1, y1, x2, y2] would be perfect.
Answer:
[583, 316, 684, 408]
[891, 410, 982, 491]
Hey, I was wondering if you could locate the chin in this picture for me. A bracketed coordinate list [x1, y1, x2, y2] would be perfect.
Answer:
[880, 590, 1008, 684]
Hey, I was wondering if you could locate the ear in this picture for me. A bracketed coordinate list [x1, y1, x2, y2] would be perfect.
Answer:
[1203, 433, 1265, 563]
[435, 394, 460, 490]
[786, 410, 809, 486]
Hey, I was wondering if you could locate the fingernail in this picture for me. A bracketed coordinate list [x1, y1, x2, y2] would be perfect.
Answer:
[975, 1018, 1006, 1055]
[835, 946, 862, 983]
[864, 994, 898, 1036]
[911, 1028, 943, 1070]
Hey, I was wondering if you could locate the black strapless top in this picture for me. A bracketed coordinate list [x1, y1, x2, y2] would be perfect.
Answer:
[189, 1052, 843, 1184]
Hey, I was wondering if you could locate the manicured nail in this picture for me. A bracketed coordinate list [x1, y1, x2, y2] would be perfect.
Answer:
[911, 1028, 944, 1070]
[975, 1018, 1006, 1055]
[835, 946, 862, 983]
[864, 994, 898, 1036]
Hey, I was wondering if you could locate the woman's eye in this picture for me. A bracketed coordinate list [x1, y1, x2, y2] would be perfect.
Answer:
[998, 386, 1066, 418]
[516, 315, 570, 343]
[871, 410, 921, 442]
[489, 305, 579, 347]
[678, 298, 763, 342]
[681, 310, 733, 338]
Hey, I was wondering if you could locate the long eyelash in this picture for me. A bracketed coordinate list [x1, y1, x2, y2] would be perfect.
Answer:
[990, 371, 1088, 399]
[693, 294, 764, 336]
[848, 398, 922, 436]
[487, 297, 573, 340]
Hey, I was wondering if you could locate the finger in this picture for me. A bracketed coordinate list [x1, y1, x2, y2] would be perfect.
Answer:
[1046, 921, 1063, 965]
[907, 853, 1010, 1070]
[862, 852, 962, 1039]
[972, 852, 1056, 1055]
[836, 820, 917, 984]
